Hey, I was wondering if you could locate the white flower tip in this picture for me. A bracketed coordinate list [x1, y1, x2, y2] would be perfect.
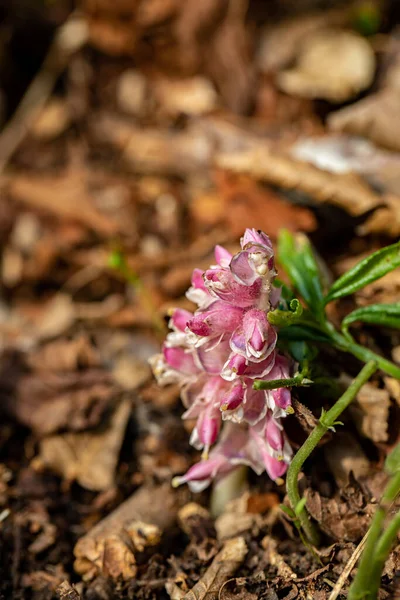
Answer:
[201, 448, 210, 460]
[171, 476, 185, 488]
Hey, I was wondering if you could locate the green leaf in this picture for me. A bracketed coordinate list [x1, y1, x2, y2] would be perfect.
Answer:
[278, 230, 325, 318]
[268, 299, 303, 327]
[285, 340, 318, 363]
[385, 444, 400, 476]
[278, 324, 332, 343]
[280, 504, 296, 519]
[325, 241, 400, 303]
[342, 303, 400, 337]
[294, 497, 307, 516]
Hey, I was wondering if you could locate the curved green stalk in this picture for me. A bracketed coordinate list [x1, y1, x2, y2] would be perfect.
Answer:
[286, 361, 377, 546]
[347, 469, 400, 600]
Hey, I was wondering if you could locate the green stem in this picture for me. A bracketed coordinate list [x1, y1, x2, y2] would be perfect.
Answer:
[326, 327, 400, 380]
[368, 509, 400, 600]
[253, 372, 311, 391]
[286, 361, 377, 546]
[347, 469, 400, 600]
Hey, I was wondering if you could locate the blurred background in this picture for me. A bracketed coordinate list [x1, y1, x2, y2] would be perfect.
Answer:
[1, 1, 400, 598]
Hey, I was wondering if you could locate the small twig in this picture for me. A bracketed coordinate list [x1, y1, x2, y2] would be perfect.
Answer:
[0, 11, 87, 174]
[328, 531, 369, 600]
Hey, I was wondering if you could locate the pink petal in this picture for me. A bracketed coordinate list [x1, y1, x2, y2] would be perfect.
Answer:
[196, 336, 231, 374]
[242, 352, 276, 379]
[204, 268, 262, 307]
[163, 346, 198, 375]
[191, 268, 207, 291]
[241, 229, 274, 251]
[170, 308, 193, 332]
[265, 414, 284, 451]
[242, 386, 268, 426]
[220, 381, 245, 412]
[214, 245, 232, 267]
[270, 387, 292, 412]
[221, 353, 247, 380]
[187, 302, 244, 338]
[172, 454, 227, 492]
[263, 454, 288, 481]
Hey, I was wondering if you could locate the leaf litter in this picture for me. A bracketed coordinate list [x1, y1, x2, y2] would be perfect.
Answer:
[0, 1, 400, 599]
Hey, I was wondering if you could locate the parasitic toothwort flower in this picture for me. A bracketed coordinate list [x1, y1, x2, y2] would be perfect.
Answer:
[150, 229, 294, 491]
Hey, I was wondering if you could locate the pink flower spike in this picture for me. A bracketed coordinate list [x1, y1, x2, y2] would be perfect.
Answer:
[265, 413, 284, 452]
[187, 302, 243, 338]
[214, 245, 232, 267]
[204, 268, 263, 307]
[220, 381, 245, 412]
[171, 455, 228, 492]
[163, 346, 198, 375]
[241, 229, 274, 251]
[196, 412, 220, 458]
[231, 310, 277, 362]
[170, 308, 193, 332]
[221, 353, 247, 380]
[191, 268, 207, 291]
[270, 387, 292, 413]
[263, 453, 288, 481]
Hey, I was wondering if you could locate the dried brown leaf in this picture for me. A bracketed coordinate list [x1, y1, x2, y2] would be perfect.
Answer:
[6, 170, 120, 236]
[328, 40, 400, 151]
[166, 536, 247, 600]
[278, 30, 375, 103]
[56, 581, 81, 600]
[93, 115, 213, 177]
[2, 366, 115, 435]
[74, 483, 183, 580]
[216, 146, 400, 236]
[350, 382, 390, 443]
[215, 171, 316, 239]
[27, 335, 100, 373]
[37, 398, 131, 490]
[324, 433, 370, 487]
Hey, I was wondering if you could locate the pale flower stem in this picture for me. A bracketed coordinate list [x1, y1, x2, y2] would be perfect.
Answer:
[286, 360, 377, 546]
[210, 467, 248, 518]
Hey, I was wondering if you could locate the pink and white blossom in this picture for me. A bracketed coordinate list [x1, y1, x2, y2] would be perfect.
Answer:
[151, 229, 295, 488]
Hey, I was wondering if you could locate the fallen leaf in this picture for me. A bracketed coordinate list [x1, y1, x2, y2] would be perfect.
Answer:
[74, 483, 183, 580]
[328, 38, 400, 151]
[6, 170, 120, 236]
[93, 114, 213, 177]
[257, 7, 352, 73]
[323, 433, 370, 487]
[28, 294, 76, 340]
[37, 398, 131, 490]
[166, 536, 247, 600]
[1, 361, 115, 435]
[305, 488, 374, 542]
[31, 99, 71, 140]
[214, 171, 316, 240]
[153, 76, 218, 116]
[26, 335, 101, 373]
[56, 581, 81, 600]
[116, 70, 148, 116]
[216, 146, 389, 229]
[278, 29, 375, 103]
[350, 382, 390, 442]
